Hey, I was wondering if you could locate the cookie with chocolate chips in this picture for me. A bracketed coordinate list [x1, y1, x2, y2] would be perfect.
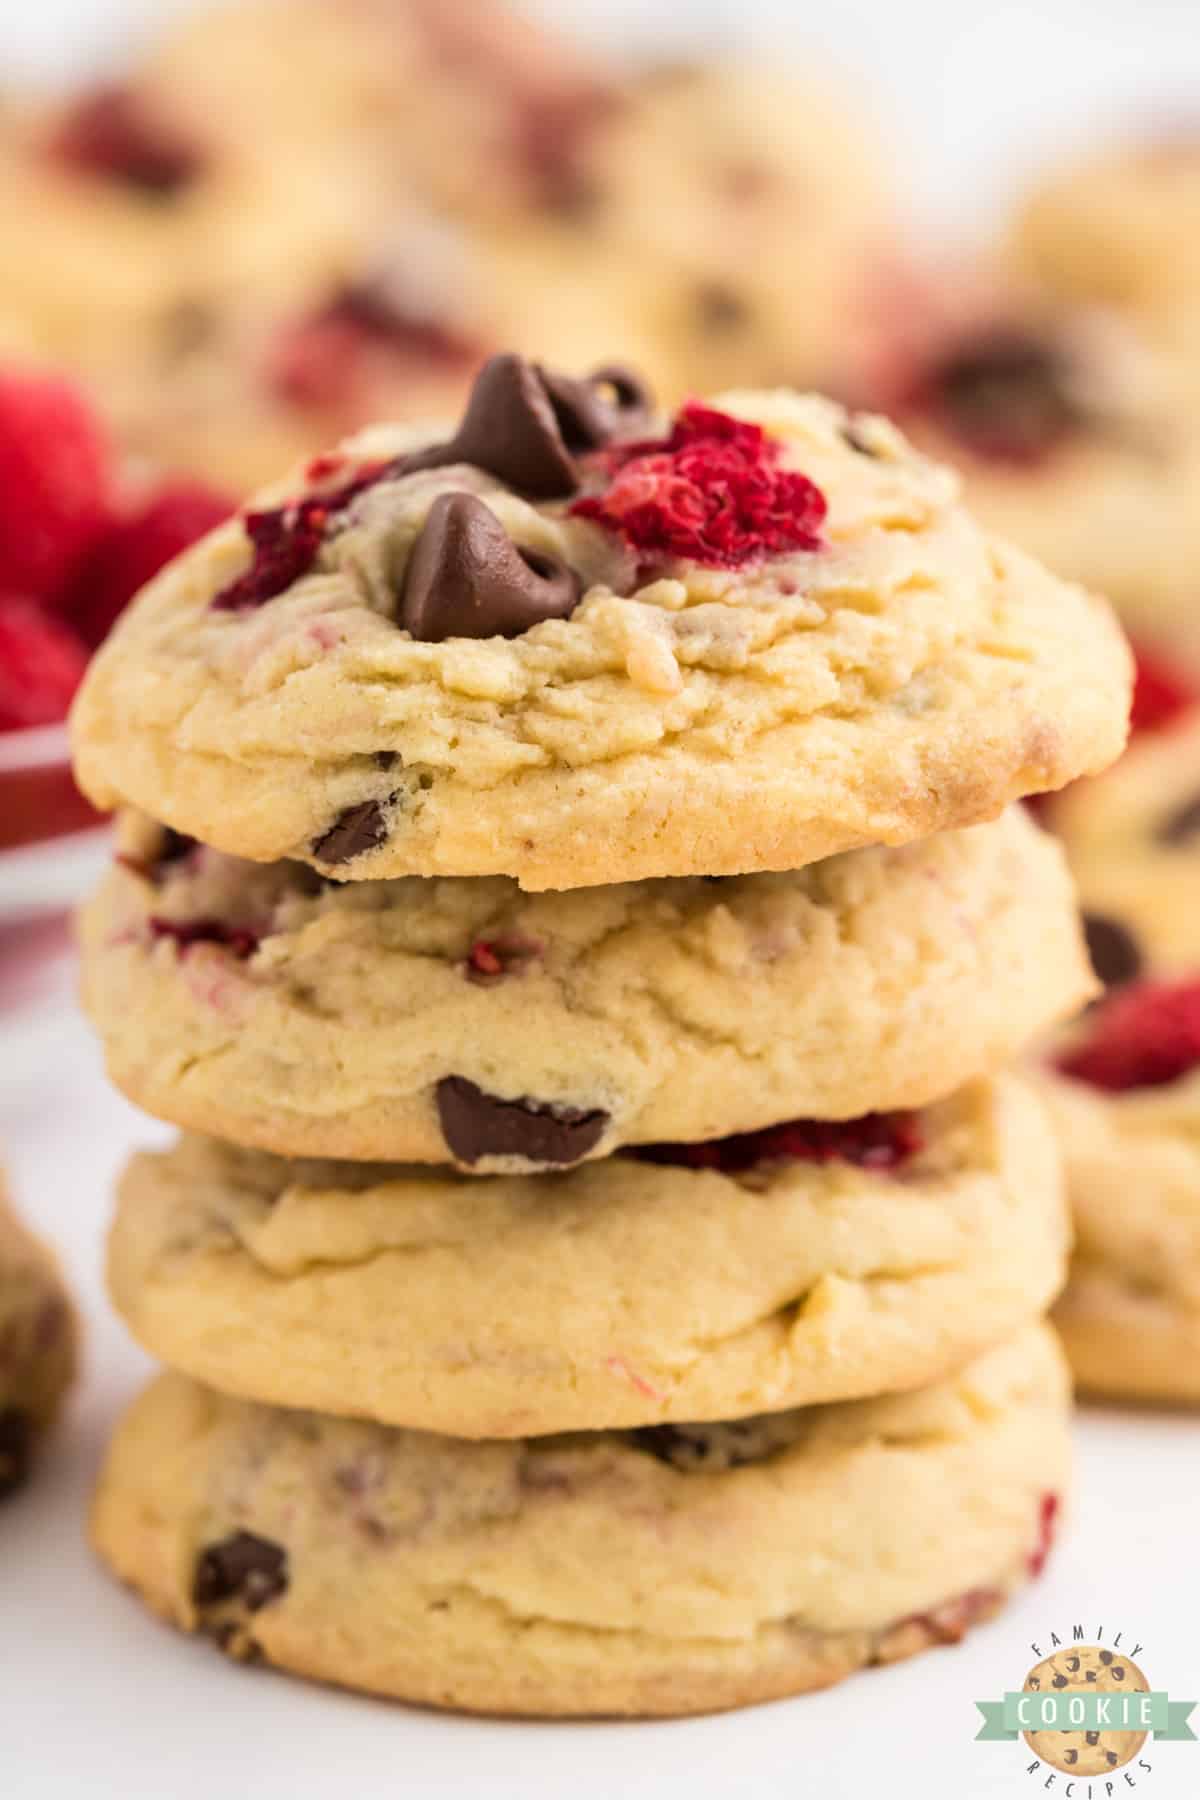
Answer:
[1023, 1647, 1150, 1775]
[92, 1325, 1070, 1717]
[105, 1078, 1069, 1436]
[71, 376, 1130, 891]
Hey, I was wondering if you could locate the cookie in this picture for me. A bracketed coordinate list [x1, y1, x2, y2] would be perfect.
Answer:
[1042, 977, 1200, 1402]
[70, 367, 1132, 890]
[108, 1076, 1069, 1435]
[0, 1180, 78, 1497]
[873, 285, 1200, 673]
[81, 806, 1092, 1164]
[1045, 702, 1200, 983]
[0, 84, 379, 462]
[91, 1323, 1070, 1718]
[1023, 1646, 1150, 1774]
[1013, 131, 1200, 366]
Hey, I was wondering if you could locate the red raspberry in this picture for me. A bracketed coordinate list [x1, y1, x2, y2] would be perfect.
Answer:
[51, 86, 203, 197]
[71, 482, 233, 647]
[1028, 1492, 1060, 1579]
[0, 371, 111, 606]
[212, 458, 399, 612]
[1130, 644, 1195, 734]
[570, 402, 827, 569]
[271, 286, 479, 413]
[0, 594, 89, 731]
[1057, 977, 1200, 1092]
[631, 1110, 923, 1175]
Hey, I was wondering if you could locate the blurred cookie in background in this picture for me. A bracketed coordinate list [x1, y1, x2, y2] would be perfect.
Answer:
[864, 268, 1200, 675]
[0, 1177, 77, 1499]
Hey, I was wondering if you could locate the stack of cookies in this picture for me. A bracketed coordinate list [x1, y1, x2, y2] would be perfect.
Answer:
[71, 358, 1131, 1715]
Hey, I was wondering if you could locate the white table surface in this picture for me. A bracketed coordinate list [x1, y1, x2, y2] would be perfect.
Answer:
[4, 2, 1200, 1794]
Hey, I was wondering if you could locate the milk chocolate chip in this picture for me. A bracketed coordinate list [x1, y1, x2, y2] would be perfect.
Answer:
[1158, 792, 1200, 845]
[436, 1076, 609, 1166]
[312, 799, 389, 865]
[0, 1407, 31, 1499]
[403, 353, 652, 498]
[193, 1531, 288, 1611]
[1083, 913, 1143, 988]
[400, 493, 581, 641]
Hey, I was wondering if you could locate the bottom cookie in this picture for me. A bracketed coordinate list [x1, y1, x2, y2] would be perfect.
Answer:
[92, 1324, 1070, 1718]
[0, 1181, 77, 1497]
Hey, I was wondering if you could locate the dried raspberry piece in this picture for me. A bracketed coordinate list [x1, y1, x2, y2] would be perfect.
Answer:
[0, 594, 89, 731]
[271, 285, 480, 412]
[1028, 1491, 1060, 1579]
[1129, 645, 1195, 734]
[1056, 977, 1200, 1092]
[0, 371, 112, 606]
[70, 482, 233, 647]
[51, 86, 203, 196]
[631, 1110, 923, 1175]
[570, 402, 826, 568]
[148, 916, 259, 960]
[211, 459, 398, 612]
[464, 934, 543, 984]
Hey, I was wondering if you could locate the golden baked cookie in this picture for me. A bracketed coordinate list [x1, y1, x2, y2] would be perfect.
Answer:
[80, 807, 1092, 1163]
[1042, 975, 1200, 1403]
[870, 281, 1200, 673]
[107, 1077, 1069, 1434]
[70, 366, 1132, 890]
[0, 1179, 77, 1498]
[1044, 703, 1200, 985]
[90, 1324, 1071, 1717]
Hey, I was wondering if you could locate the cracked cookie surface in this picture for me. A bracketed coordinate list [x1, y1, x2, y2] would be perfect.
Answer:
[70, 385, 1131, 890]
[90, 1324, 1070, 1717]
[108, 1076, 1068, 1434]
[81, 806, 1091, 1164]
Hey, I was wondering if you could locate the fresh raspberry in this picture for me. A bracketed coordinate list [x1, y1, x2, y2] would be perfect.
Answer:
[1057, 977, 1200, 1092]
[51, 86, 203, 197]
[212, 459, 399, 612]
[570, 402, 827, 568]
[0, 594, 89, 731]
[1028, 1492, 1060, 1579]
[631, 1110, 923, 1175]
[70, 482, 233, 646]
[0, 371, 111, 606]
[271, 285, 479, 412]
[1130, 644, 1195, 734]
[148, 916, 259, 960]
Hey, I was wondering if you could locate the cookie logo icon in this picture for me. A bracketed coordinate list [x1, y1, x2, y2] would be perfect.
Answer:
[1022, 1646, 1149, 1774]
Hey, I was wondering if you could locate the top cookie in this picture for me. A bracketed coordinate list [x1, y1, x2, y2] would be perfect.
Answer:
[70, 357, 1131, 889]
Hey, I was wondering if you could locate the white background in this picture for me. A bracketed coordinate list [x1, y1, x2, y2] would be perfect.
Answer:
[3, 3, 1200, 1797]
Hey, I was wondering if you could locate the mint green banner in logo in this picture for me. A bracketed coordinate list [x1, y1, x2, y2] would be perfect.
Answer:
[976, 1689, 1197, 1742]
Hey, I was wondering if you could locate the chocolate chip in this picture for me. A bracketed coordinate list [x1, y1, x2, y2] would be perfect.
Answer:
[402, 353, 653, 499]
[1064, 1750, 1078, 1765]
[1157, 792, 1200, 845]
[0, 1407, 31, 1500]
[193, 1532, 288, 1612]
[1099, 1651, 1114, 1665]
[693, 282, 751, 333]
[400, 493, 581, 643]
[1106, 1752, 1119, 1767]
[436, 1076, 609, 1166]
[1084, 914, 1143, 989]
[1112, 1663, 1127, 1681]
[312, 800, 389, 865]
[1087, 1731, 1101, 1744]
[928, 330, 1082, 459]
[1053, 1674, 1068, 1689]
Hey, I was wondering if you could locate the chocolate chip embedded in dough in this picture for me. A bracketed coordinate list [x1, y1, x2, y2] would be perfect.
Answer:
[1083, 914, 1143, 989]
[312, 800, 389, 866]
[1157, 792, 1200, 845]
[193, 1532, 288, 1612]
[436, 1076, 609, 1167]
[400, 493, 581, 642]
[0, 1407, 31, 1500]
